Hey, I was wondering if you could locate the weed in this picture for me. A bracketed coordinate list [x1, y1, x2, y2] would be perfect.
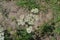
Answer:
[16, 29, 33, 40]
[16, 0, 39, 10]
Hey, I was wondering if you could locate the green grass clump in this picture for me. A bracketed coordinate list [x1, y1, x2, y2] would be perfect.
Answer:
[45, 0, 60, 24]
[16, 0, 39, 10]
[54, 22, 60, 35]
[16, 29, 33, 40]
[4, 30, 12, 40]
[37, 22, 55, 37]
[54, 27, 60, 34]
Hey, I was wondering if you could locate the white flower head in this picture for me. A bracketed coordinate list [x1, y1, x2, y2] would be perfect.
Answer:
[0, 32, 4, 37]
[0, 32, 4, 40]
[17, 19, 25, 25]
[26, 26, 33, 33]
[24, 14, 31, 22]
[0, 25, 4, 32]
[28, 19, 34, 25]
[17, 15, 25, 25]
[24, 14, 35, 25]
[31, 8, 39, 13]
[17, 19, 24, 25]
[0, 37, 4, 40]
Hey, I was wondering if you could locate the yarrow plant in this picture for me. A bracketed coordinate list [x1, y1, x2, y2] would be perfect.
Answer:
[16, 14, 39, 39]
[31, 8, 39, 14]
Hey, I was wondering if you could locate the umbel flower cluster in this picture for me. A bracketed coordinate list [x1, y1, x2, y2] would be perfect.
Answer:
[17, 14, 39, 26]
[0, 25, 4, 40]
[24, 14, 39, 25]
[17, 14, 39, 33]
[17, 8, 39, 33]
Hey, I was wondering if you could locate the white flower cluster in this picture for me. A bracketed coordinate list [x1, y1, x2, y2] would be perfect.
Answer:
[31, 8, 39, 14]
[17, 14, 39, 25]
[17, 15, 25, 25]
[26, 26, 33, 33]
[17, 14, 39, 33]
[24, 14, 35, 25]
[0, 25, 4, 40]
[24, 14, 39, 25]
